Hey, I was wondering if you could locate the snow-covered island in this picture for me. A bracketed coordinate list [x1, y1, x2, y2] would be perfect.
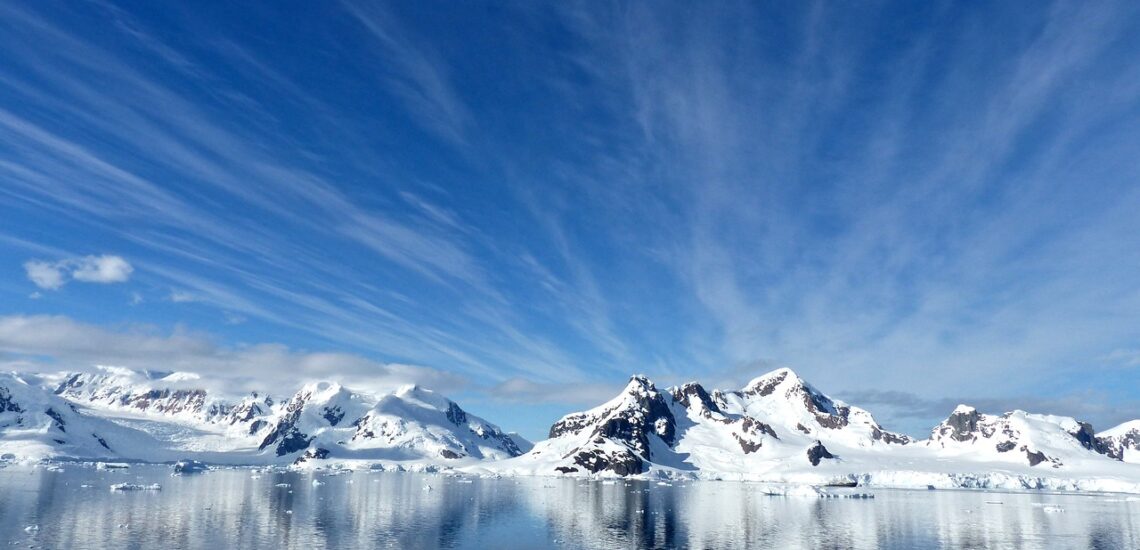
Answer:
[3, 366, 1140, 494]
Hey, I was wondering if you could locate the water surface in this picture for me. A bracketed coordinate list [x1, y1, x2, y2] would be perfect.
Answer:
[1, 465, 1137, 549]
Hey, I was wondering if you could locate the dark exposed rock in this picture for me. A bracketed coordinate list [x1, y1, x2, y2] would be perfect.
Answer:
[249, 419, 267, 435]
[571, 447, 644, 476]
[293, 447, 330, 465]
[795, 423, 811, 434]
[871, 427, 911, 445]
[54, 373, 83, 394]
[735, 434, 761, 454]
[226, 396, 266, 425]
[446, 402, 467, 426]
[1095, 428, 1139, 461]
[1069, 422, 1097, 450]
[0, 387, 22, 413]
[322, 406, 345, 426]
[44, 408, 66, 432]
[93, 433, 111, 450]
[549, 410, 607, 439]
[995, 441, 1016, 453]
[258, 394, 312, 456]
[439, 449, 463, 459]
[1023, 447, 1047, 467]
[806, 440, 836, 466]
[744, 371, 787, 397]
[672, 383, 720, 414]
[596, 376, 676, 455]
[739, 417, 778, 439]
[554, 466, 578, 474]
[942, 408, 980, 442]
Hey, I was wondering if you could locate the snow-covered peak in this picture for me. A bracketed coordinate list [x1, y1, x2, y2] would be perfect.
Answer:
[393, 384, 451, 411]
[1101, 420, 1140, 438]
[952, 404, 977, 415]
[161, 372, 201, 383]
[741, 367, 802, 396]
[295, 381, 356, 405]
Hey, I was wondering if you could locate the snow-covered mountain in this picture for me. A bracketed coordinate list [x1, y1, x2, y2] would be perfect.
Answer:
[502, 368, 910, 477]
[2, 368, 529, 468]
[481, 368, 1140, 493]
[925, 405, 1115, 467]
[0, 372, 141, 460]
[6, 365, 1140, 493]
[258, 382, 530, 465]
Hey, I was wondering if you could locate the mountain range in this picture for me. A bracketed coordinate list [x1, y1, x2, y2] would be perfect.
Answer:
[3, 366, 1140, 492]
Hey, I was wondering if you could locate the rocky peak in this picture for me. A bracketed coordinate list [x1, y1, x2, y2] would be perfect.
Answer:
[938, 405, 982, 442]
[671, 382, 719, 414]
[742, 368, 798, 397]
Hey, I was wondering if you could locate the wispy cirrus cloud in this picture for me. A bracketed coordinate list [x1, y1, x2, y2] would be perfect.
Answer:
[2, 1, 1140, 441]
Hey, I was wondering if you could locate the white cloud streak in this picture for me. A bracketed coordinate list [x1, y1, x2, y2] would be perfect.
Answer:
[23, 255, 133, 290]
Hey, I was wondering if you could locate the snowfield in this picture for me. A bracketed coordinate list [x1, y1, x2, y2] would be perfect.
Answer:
[3, 366, 1140, 494]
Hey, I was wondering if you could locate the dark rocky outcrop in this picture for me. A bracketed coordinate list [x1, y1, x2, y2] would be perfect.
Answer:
[806, 440, 836, 466]
[292, 447, 330, 465]
[571, 447, 644, 476]
[0, 387, 23, 413]
[871, 427, 911, 445]
[44, 408, 66, 432]
[322, 406, 345, 426]
[941, 407, 980, 442]
[446, 402, 467, 426]
[258, 395, 312, 456]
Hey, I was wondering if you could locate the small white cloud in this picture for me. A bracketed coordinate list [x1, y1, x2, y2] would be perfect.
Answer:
[24, 260, 66, 290]
[23, 254, 134, 290]
[223, 311, 247, 325]
[169, 290, 197, 303]
[28, 291, 43, 300]
[130, 292, 144, 305]
[71, 255, 133, 284]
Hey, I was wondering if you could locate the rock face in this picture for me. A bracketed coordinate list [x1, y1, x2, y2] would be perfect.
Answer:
[519, 368, 908, 476]
[806, 441, 836, 466]
[1097, 421, 1140, 463]
[545, 376, 675, 475]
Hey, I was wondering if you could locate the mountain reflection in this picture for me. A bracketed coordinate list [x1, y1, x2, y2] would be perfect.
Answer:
[0, 466, 1138, 549]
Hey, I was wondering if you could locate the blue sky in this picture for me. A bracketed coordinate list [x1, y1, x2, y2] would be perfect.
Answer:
[2, 1, 1139, 440]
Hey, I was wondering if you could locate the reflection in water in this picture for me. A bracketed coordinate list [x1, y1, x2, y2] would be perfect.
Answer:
[0, 466, 1138, 549]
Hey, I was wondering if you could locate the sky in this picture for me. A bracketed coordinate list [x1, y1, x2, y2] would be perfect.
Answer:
[2, 1, 1140, 441]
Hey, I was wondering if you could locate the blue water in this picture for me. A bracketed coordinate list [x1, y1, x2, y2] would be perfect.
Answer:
[1, 465, 1138, 549]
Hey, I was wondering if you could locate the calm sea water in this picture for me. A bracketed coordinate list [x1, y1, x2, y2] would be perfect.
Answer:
[1, 465, 1138, 549]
